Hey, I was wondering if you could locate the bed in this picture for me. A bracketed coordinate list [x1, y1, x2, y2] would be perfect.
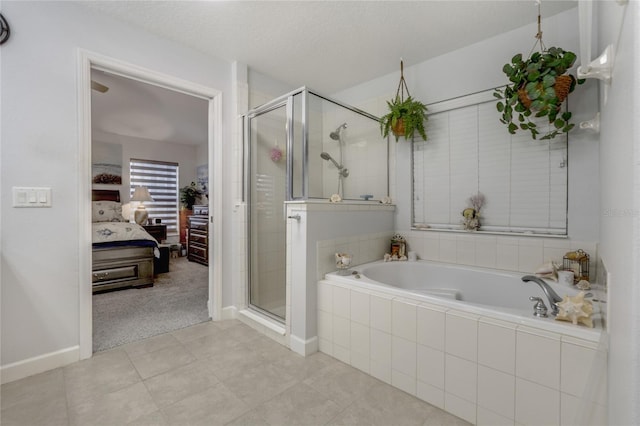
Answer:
[92, 190, 159, 293]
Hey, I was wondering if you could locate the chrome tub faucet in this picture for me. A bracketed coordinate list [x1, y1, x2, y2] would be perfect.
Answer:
[522, 275, 563, 316]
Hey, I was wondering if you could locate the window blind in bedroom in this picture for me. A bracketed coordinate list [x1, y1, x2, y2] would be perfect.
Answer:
[130, 159, 179, 234]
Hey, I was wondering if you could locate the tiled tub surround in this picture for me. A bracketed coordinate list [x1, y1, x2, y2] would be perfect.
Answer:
[317, 264, 608, 425]
[398, 230, 598, 281]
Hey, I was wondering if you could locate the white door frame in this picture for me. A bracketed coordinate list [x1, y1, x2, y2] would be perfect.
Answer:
[77, 49, 223, 359]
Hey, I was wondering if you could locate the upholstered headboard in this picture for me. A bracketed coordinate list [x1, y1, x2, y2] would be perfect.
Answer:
[92, 189, 120, 202]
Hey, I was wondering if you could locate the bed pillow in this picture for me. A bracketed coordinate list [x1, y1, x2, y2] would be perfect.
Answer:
[92, 201, 125, 222]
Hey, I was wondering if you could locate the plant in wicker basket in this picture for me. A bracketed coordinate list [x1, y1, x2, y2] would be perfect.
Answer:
[493, 3, 584, 140]
[380, 60, 428, 142]
[494, 47, 584, 140]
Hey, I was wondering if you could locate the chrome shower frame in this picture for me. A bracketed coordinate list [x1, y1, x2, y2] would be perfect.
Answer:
[243, 86, 387, 202]
[241, 87, 389, 323]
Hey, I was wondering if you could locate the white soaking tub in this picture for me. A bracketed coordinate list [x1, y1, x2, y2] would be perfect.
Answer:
[325, 259, 604, 336]
[318, 260, 608, 425]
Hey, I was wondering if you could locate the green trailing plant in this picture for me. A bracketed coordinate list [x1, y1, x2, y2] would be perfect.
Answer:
[494, 47, 585, 140]
[179, 181, 203, 210]
[380, 95, 428, 142]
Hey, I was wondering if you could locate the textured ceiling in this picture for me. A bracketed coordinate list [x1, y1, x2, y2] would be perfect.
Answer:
[81, 0, 576, 94]
[83, 1, 577, 146]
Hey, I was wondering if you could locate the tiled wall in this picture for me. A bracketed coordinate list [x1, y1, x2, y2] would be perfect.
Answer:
[317, 280, 608, 425]
[316, 231, 394, 281]
[397, 229, 598, 281]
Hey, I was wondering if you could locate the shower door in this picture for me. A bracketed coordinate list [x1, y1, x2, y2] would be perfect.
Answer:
[246, 101, 289, 321]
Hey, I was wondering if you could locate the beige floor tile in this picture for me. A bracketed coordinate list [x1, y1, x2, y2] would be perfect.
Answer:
[161, 381, 250, 426]
[330, 382, 437, 425]
[207, 343, 266, 381]
[303, 361, 381, 407]
[64, 349, 141, 407]
[252, 382, 343, 425]
[130, 343, 197, 379]
[249, 334, 293, 362]
[183, 329, 243, 359]
[271, 350, 338, 381]
[2, 320, 473, 426]
[221, 363, 298, 407]
[121, 332, 183, 358]
[422, 411, 473, 426]
[224, 409, 270, 426]
[1, 368, 65, 410]
[68, 382, 158, 426]
[214, 319, 244, 330]
[0, 388, 68, 426]
[143, 358, 220, 406]
[126, 409, 169, 426]
[170, 319, 221, 343]
[222, 322, 263, 343]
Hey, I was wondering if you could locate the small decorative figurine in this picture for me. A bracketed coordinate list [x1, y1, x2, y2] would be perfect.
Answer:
[555, 291, 594, 328]
[461, 193, 485, 231]
[390, 234, 406, 259]
[329, 193, 342, 203]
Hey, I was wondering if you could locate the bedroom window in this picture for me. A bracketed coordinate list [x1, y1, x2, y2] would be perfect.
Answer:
[130, 159, 179, 234]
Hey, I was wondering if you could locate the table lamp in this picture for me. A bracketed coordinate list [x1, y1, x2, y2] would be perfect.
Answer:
[131, 186, 154, 225]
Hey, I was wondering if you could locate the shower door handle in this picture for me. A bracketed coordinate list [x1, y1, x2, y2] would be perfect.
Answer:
[287, 214, 301, 221]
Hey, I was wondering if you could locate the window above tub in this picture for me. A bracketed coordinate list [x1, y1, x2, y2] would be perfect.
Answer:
[412, 88, 567, 236]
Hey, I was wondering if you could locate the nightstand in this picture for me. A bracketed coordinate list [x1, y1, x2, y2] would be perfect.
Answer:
[142, 224, 167, 243]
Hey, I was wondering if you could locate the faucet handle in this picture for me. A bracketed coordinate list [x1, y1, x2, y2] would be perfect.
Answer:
[529, 296, 548, 318]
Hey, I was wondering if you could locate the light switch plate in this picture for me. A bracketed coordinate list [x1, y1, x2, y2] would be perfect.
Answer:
[12, 187, 52, 207]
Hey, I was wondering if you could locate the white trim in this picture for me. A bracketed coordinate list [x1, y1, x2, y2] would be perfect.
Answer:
[77, 48, 224, 359]
[1, 346, 79, 385]
[289, 334, 318, 356]
[221, 305, 238, 320]
[238, 309, 286, 336]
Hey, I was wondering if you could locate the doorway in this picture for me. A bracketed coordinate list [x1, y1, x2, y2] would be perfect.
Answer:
[78, 50, 223, 359]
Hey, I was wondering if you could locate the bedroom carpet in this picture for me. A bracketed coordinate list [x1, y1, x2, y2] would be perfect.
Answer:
[92, 256, 209, 353]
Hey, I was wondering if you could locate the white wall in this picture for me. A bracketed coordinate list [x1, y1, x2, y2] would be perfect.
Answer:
[333, 8, 600, 244]
[596, 1, 640, 425]
[92, 131, 200, 204]
[0, 1, 234, 371]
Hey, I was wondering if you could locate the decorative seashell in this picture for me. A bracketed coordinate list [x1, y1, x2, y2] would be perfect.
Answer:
[576, 280, 591, 290]
[383, 253, 392, 262]
[535, 261, 557, 275]
[380, 196, 392, 204]
[555, 291, 594, 328]
[535, 261, 559, 281]
[329, 193, 342, 203]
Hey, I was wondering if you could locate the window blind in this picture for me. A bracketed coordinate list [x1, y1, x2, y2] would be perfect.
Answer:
[413, 92, 567, 235]
[130, 159, 179, 234]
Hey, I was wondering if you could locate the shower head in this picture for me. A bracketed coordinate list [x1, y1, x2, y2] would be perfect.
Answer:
[320, 151, 341, 169]
[329, 123, 347, 140]
[320, 152, 349, 178]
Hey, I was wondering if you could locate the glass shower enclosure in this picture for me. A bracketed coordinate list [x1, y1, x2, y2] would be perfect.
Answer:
[243, 87, 388, 322]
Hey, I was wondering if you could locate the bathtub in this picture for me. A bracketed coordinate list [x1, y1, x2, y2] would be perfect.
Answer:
[318, 260, 608, 424]
[325, 259, 604, 341]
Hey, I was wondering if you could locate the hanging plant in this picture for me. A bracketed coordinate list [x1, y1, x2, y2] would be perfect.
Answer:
[493, 5, 584, 140]
[380, 60, 428, 142]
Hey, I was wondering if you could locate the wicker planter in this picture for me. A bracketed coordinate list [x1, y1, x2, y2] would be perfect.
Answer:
[517, 74, 573, 110]
[391, 118, 405, 138]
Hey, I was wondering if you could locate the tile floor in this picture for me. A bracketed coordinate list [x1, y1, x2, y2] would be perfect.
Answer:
[1, 319, 471, 426]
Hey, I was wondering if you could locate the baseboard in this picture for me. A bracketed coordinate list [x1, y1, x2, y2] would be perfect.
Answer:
[289, 334, 318, 356]
[1, 346, 80, 384]
[221, 305, 238, 320]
